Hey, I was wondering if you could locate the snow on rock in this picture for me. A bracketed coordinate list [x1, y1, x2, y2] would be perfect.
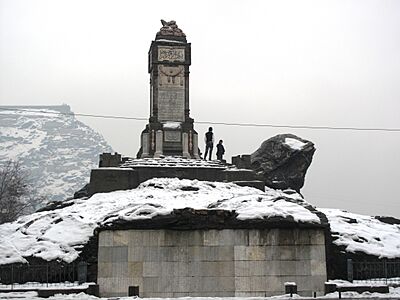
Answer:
[284, 137, 307, 150]
[251, 134, 315, 192]
[0, 178, 319, 265]
[321, 208, 400, 258]
[0, 105, 113, 202]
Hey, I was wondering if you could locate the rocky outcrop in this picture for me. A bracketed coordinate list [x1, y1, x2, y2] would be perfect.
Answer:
[250, 134, 315, 192]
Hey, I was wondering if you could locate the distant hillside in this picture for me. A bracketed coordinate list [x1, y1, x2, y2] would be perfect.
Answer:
[0, 105, 113, 203]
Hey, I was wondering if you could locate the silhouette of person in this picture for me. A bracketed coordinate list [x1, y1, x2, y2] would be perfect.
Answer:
[216, 140, 225, 161]
[204, 127, 214, 160]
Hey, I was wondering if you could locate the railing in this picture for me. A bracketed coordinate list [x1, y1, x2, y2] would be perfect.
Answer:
[0, 261, 87, 289]
[348, 259, 400, 285]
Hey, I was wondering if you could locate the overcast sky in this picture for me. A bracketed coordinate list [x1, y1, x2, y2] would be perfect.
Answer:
[1, 0, 399, 217]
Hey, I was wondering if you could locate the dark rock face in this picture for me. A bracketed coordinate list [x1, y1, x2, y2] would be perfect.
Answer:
[250, 134, 315, 192]
[375, 216, 400, 225]
[100, 207, 328, 231]
[73, 183, 90, 199]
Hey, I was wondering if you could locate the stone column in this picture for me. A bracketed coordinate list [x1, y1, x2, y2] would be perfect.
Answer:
[182, 132, 190, 158]
[141, 132, 150, 158]
[184, 67, 190, 120]
[192, 133, 200, 159]
[152, 69, 159, 119]
[154, 130, 163, 158]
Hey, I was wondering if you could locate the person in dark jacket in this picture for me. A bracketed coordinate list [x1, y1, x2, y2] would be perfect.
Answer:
[216, 140, 225, 161]
[204, 127, 214, 160]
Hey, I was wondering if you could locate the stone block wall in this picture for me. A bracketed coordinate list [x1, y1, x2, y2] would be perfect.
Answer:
[231, 155, 252, 169]
[88, 169, 139, 195]
[99, 153, 122, 167]
[97, 228, 326, 297]
[88, 166, 266, 196]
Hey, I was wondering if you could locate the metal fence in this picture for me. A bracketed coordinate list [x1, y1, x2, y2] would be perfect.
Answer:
[348, 259, 400, 285]
[0, 262, 87, 289]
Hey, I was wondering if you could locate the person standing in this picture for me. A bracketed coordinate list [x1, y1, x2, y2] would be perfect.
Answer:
[204, 127, 214, 160]
[216, 140, 225, 161]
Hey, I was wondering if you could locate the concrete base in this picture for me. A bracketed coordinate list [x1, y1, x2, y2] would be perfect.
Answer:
[97, 228, 327, 297]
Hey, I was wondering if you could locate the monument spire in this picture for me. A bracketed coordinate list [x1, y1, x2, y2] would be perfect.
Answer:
[138, 20, 199, 159]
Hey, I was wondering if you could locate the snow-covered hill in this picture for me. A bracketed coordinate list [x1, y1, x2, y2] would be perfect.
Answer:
[0, 178, 320, 265]
[321, 208, 400, 258]
[0, 105, 113, 203]
[0, 175, 399, 267]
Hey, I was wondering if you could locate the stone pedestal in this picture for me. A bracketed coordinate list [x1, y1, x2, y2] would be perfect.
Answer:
[192, 133, 200, 159]
[154, 130, 163, 158]
[182, 132, 190, 158]
[98, 228, 327, 297]
[141, 133, 150, 158]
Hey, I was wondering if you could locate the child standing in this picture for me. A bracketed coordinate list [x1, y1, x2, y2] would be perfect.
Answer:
[216, 140, 225, 161]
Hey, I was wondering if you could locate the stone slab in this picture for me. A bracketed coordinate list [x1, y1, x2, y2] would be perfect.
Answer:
[98, 228, 327, 297]
[111, 246, 128, 262]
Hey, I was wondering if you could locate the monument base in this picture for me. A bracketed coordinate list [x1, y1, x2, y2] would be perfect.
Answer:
[138, 120, 200, 159]
[98, 225, 327, 297]
[89, 155, 264, 196]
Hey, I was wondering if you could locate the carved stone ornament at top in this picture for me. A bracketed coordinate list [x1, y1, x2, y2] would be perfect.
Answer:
[156, 20, 187, 42]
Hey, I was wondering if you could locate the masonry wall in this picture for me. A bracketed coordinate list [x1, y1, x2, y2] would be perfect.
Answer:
[97, 228, 326, 297]
[88, 167, 264, 196]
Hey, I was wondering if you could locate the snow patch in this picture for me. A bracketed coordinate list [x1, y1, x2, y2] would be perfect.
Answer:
[321, 208, 400, 258]
[284, 138, 306, 150]
[121, 156, 227, 169]
[0, 178, 319, 265]
[163, 122, 181, 129]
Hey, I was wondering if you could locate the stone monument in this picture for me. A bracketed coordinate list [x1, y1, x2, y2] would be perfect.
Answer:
[138, 20, 199, 158]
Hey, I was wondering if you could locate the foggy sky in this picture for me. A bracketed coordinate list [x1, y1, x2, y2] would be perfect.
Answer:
[1, 0, 399, 217]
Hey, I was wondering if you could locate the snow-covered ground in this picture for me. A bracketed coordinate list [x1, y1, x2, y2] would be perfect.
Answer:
[321, 208, 400, 258]
[1, 281, 400, 299]
[1, 290, 400, 299]
[0, 178, 319, 265]
[0, 105, 113, 203]
[0, 282, 90, 290]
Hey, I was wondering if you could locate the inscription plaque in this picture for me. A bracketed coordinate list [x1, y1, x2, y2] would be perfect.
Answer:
[157, 64, 185, 122]
[158, 47, 185, 62]
[164, 131, 181, 142]
[158, 88, 185, 122]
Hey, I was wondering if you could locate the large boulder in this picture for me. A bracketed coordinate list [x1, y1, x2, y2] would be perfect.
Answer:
[250, 134, 315, 192]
